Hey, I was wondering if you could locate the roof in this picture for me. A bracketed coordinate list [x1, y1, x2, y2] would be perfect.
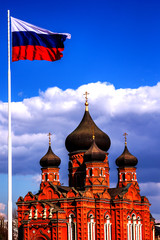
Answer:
[84, 138, 106, 163]
[116, 145, 138, 167]
[65, 106, 111, 153]
[40, 146, 61, 168]
[57, 185, 72, 192]
[108, 184, 131, 199]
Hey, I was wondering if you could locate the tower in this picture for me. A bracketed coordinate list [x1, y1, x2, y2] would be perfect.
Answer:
[84, 136, 110, 193]
[40, 133, 61, 189]
[116, 133, 139, 191]
[65, 92, 111, 190]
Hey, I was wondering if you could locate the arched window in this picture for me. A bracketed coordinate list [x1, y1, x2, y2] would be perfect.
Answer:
[49, 208, 53, 219]
[88, 214, 95, 240]
[137, 217, 142, 240]
[76, 175, 81, 188]
[45, 174, 48, 181]
[68, 214, 76, 240]
[34, 209, 38, 219]
[127, 216, 132, 240]
[122, 173, 125, 181]
[28, 209, 32, 220]
[89, 169, 92, 177]
[55, 174, 57, 180]
[132, 214, 136, 240]
[42, 208, 46, 219]
[127, 215, 142, 240]
[104, 215, 111, 240]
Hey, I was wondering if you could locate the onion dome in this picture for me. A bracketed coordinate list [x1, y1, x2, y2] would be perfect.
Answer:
[65, 98, 111, 153]
[116, 133, 138, 167]
[84, 137, 106, 162]
[40, 133, 61, 168]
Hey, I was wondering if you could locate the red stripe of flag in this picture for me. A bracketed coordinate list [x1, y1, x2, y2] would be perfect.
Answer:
[12, 46, 64, 62]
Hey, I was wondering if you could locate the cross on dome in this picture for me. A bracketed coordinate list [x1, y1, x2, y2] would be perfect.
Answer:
[48, 132, 52, 146]
[123, 132, 128, 146]
[83, 91, 89, 111]
[83, 91, 89, 103]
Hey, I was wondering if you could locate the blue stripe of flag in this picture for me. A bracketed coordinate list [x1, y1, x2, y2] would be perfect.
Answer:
[12, 32, 67, 48]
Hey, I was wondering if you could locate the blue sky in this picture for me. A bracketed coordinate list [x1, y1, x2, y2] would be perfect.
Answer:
[1, 0, 160, 102]
[0, 0, 160, 220]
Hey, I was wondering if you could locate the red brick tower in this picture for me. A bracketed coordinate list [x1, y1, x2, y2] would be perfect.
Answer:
[116, 133, 140, 191]
[84, 136, 110, 193]
[65, 92, 111, 190]
[40, 133, 61, 190]
[113, 133, 154, 240]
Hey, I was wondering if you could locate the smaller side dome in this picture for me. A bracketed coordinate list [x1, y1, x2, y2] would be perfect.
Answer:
[40, 146, 61, 168]
[84, 138, 106, 163]
[116, 145, 138, 167]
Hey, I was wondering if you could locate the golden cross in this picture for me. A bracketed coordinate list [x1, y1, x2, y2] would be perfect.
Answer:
[123, 132, 128, 146]
[83, 91, 89, 103]
[92, 125, 95, 140]
[48, 132, 52, 146]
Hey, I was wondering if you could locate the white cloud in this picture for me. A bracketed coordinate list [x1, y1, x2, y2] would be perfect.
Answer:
[0, 81, 160, 176]
[32, 174, 41, 184]
[0, 82, 160, 219]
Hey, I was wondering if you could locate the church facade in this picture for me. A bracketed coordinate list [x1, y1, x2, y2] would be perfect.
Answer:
[17, 97, 155, 240]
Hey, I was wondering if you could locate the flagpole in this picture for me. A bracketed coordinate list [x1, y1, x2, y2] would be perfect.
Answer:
[8, 9, 12, 240]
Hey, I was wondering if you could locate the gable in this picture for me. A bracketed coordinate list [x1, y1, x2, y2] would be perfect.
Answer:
[24, 192, 35, 201]
[123, 184, 141, 201]
[38, 185, 61, 200]
[100, 189, 111, 199]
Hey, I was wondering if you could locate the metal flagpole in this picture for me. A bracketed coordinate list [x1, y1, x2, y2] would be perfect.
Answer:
[8, 9, 12, 240]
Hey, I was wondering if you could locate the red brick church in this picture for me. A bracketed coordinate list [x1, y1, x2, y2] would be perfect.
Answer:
[17, 94, 155, 240]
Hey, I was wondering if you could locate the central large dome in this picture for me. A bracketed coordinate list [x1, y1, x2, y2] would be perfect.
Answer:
[65, 103, 111, 153]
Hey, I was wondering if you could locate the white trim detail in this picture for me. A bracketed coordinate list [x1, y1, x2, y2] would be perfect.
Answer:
[88, 215, 95, 240]
[153, 227, 155, 240]
[68, 214, 76, 240]
[127, 215, 142, 240]
[104, 216, 111, 240]
[28, 209, 32, 220]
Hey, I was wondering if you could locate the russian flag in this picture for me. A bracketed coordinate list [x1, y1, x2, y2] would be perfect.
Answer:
[11, 17, 71, 62]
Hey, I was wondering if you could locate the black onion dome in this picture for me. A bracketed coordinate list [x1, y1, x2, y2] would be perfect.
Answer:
[116, 145, 138, 167]
[40, 146, 61, 168]
[65, 108, 111, 153]
[84, 138, 106, 162]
